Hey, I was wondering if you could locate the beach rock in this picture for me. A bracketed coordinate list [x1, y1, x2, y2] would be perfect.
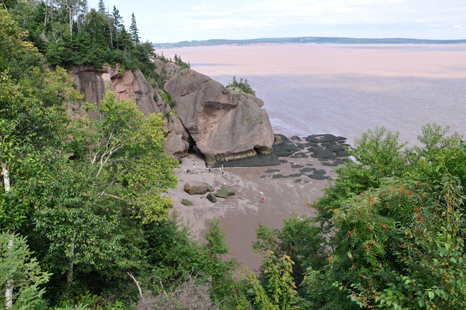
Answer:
[206, 193, 217, 203]
[274, 135, 284, 145]
[294, 179, 302, 183]
[181, 199, 193, 206]
[309, 147, 336, 159]
[305, 136, 320, 143]
[314, 169, 327, 174]
[321, 161, 339, 166]
[211, 152, 280, 168]
[163, 67, 274, 164]
[291, 164, 304, 169]
[300, 167, 316, 173]
[291, 136, 302, 141]
[308, 174, 328, 180]
[221, 186, 235, 196]
[215, 188, 229, 198]
[264, 169, 281, 173]
[273, 173, 303, 179]
[290, 152, 309, 158]
[273, 134, 300, 157]
[279, 159, 288, 164]
[327, 145, 347, 152]
[184, 181, 214, 195]
[321, 158, 348, 166]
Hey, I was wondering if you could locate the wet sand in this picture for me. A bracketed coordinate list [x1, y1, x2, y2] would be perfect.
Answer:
[168, 141, 337, 273]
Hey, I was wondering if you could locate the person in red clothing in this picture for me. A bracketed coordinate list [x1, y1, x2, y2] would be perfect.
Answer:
[261, 197, 264, 205]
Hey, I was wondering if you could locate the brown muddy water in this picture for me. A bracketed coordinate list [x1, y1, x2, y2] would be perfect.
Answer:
[160, 44, 466, 146]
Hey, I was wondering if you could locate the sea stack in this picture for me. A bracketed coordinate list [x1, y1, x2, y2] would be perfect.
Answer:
[161, 61, 274, 165]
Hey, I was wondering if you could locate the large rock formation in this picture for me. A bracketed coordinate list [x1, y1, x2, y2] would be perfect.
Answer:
[69, 60, 275, 165]
[68, 64, 189, 159]
[69, 64, 160, 117]
[160, 62, 274, 164]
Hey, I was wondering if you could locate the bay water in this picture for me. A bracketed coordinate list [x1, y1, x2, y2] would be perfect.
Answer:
[160, 44, 466, 146]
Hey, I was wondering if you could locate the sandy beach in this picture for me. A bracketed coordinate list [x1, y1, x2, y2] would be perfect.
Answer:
[168, 137, 339, 273]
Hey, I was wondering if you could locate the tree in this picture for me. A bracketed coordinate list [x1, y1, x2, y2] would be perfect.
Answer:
[129, 12, 139, 43]
[247, 252, 300, 310]
[0, 233, 50, 308]
[97, 0, 105, 15]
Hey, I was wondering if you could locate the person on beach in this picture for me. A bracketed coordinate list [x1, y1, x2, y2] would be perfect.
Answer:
[192, 163, 195, 169]
[208, 168, 211, 173]
[221, 165, 224, 170]
[261, 197, 265, 205]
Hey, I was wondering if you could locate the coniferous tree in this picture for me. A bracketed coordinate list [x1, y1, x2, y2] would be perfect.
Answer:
[97, 0, 105, 14]
[129, 12, 139, 43]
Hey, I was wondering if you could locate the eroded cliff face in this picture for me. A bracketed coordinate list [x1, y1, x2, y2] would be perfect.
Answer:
[68, 65, 189, 159]
[69, 61, 274, 164]
[69, 65, 161, 116]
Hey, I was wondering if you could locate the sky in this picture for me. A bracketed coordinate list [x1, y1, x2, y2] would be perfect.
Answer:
[88, 0, 466, 43]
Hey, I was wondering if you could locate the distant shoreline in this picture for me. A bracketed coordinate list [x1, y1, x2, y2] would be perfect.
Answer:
[154, 36, 466, 49]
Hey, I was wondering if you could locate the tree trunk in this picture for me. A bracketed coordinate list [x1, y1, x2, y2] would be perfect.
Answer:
[2, 163, 13, 309]
[65, 236, 75, 297]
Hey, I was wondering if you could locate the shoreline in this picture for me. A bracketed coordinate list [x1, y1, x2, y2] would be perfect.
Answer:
[168, 134, 348, 272]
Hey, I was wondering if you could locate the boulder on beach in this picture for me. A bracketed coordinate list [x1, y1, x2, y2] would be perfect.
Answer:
[215, 188, 229, 198]
[182, 199, 193, 206]
[309, 147, 336, 159]
[221, 186, 235, 196]
[300, 167, 316, 173]
[273, 134, 300, 157]
[206, 193, 217, 203]
[308, 174, 328, 180]
[274, 135, 284, 145]
[184, 181, 214, 195]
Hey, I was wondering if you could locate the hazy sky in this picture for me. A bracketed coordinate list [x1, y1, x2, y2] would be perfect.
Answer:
[89, 0, 466, 43]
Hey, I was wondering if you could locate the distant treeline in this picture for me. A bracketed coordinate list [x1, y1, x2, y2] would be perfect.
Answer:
[154, 36, 466, 48]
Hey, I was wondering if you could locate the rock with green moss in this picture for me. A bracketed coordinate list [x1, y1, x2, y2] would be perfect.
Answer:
[184, 181, 213, 195]
[206, 193, 217, 203]
[221, 186, 235, 196]
[181, 199, 193, 206]
[274, 135, 284, 145]
[215, 188, 229, 198]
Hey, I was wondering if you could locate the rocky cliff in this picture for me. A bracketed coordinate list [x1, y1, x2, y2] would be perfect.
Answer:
[69, 61, 274, 165]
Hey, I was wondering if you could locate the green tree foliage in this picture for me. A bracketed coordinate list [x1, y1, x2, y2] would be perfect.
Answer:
[0, 233, 50, 309]
[6, 0, 159, 81]
[247, 252, 300, 310]
[226, 76, 256, 96]
[129, 12, 138, 43]
[173, 54, 190, 69]
[348, 176, 466, 309]
[254, 125, 466, 309]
